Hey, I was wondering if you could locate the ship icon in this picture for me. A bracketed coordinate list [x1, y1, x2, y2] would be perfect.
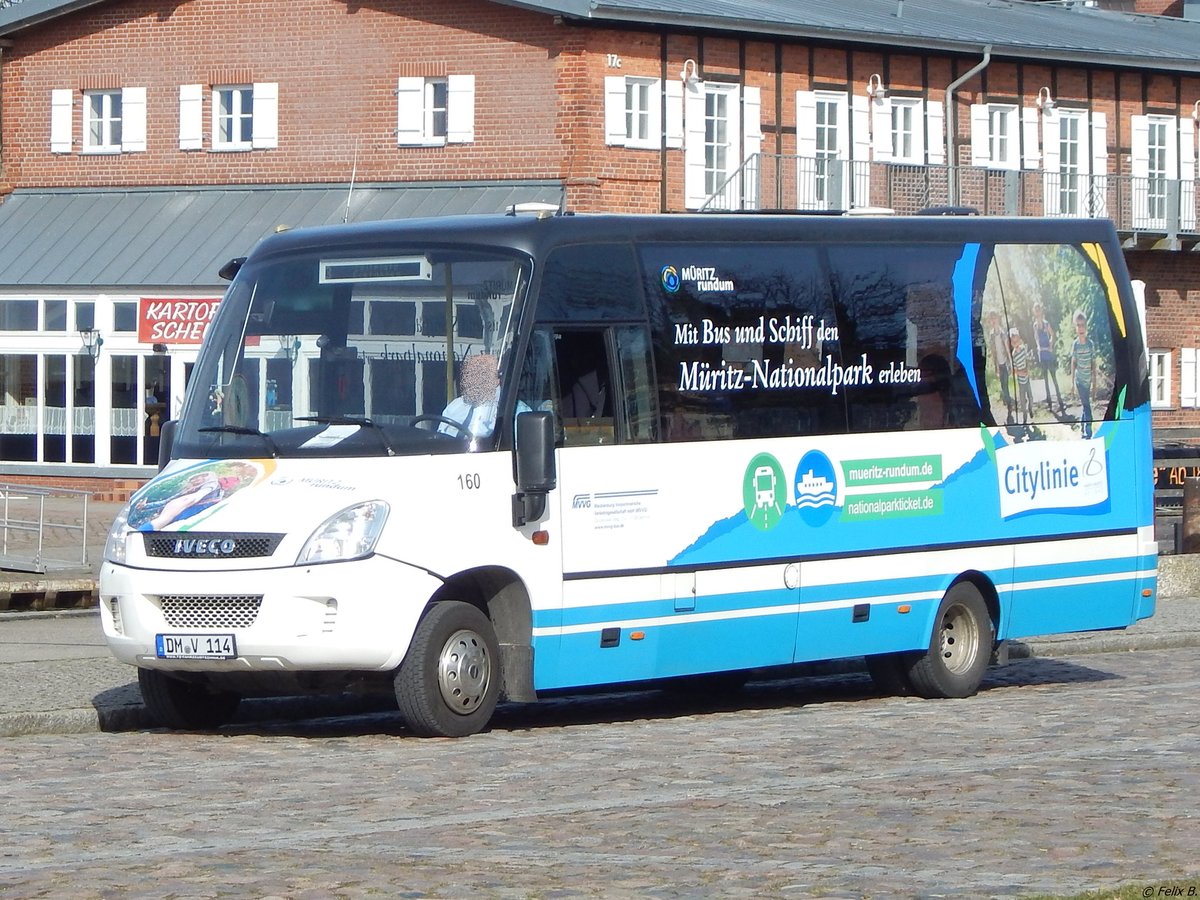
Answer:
[795, 469, 835, 509]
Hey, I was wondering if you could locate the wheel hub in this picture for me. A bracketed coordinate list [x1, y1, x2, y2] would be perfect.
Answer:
[436, 628, 492, 715]
[939, 603, 981, 674]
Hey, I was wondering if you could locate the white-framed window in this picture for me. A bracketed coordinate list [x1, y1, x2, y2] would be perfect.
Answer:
[703, 84, 736, 197]
[626, 77, 654, 147]
[796, 90, 868, 210]
[1150, 349, 1173, 409]
[83, 91, 122, 151]
[214, 85, 253, 149]
[989, 104, 1017, 169]
[178, 83, 277, 152]
[396, 75, 474, 146]
[969, 103, 1021, 170]
[604, 75, 680, 150]
[1131, 114, 1195, 230]
[886, 98, 933, 165]
[51, 87, 146, 154]
[685, 81, 761, 210]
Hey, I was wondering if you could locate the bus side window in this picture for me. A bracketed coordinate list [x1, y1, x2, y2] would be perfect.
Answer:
[554, 330, 615, 446]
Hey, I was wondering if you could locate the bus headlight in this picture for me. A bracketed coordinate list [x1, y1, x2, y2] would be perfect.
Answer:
[297, 500, 390, 565]
[103, 506, 132, 565]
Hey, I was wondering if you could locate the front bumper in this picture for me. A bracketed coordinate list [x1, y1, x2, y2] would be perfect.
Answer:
[99, 555, 441, 673]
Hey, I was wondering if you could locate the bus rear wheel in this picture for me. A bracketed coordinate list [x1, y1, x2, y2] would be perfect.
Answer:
[394, 600, 501, 737]
[907, 583, 993, 699]
[137, 668, 241, 730]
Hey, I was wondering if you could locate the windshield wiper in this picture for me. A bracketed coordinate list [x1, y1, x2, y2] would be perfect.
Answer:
[294, 416, 396, 456]
[199, 425, 280, 458]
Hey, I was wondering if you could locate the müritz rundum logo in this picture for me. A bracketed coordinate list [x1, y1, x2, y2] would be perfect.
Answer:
[661, 265, 681, 293]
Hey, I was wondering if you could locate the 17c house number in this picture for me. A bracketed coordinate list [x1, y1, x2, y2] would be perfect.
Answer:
[607, 54, 622, 68]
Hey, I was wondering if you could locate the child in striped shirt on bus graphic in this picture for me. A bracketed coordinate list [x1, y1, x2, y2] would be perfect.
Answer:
[1008, 327, 1035, 423]
[1070, 310, 1097, 439]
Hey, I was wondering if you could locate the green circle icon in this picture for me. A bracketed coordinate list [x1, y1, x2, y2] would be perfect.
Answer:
[743, 453, 786, 530]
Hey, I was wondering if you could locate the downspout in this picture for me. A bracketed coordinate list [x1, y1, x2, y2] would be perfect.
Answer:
[944, 45, 992, 206]
[0, 40, 9, 184]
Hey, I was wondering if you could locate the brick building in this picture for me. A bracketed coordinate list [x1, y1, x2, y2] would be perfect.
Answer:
[3, 0, 1200, 492]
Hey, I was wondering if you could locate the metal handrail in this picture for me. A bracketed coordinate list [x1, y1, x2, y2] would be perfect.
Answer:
[701, 153, 1200, 237]
[0, 483, 91, 573]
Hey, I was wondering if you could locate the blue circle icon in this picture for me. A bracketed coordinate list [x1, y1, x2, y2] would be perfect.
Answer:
[795, 450, 837, 527]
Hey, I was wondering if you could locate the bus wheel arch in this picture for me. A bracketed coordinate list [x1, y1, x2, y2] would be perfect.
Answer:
[430, 567, 535, 703]
[906, 576, 996, 700]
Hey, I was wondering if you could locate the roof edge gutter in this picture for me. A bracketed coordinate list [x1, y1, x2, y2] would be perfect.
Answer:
[945, 45, 992, 206]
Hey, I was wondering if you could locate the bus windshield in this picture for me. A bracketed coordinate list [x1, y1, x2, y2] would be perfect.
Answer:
[174, 244, 530, 459]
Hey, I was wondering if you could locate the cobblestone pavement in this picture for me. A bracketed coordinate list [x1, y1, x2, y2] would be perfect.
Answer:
[1, 648, 1197, 898]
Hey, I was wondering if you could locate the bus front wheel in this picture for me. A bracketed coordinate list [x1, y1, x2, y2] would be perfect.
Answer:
[137, 668, 241, 730]
[907, 583, 993, 699]
[394, 601, 501, 737]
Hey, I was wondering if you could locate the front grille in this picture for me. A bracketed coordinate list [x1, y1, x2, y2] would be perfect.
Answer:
[143, 533, 284, 559]
[158, 594, 263, 630]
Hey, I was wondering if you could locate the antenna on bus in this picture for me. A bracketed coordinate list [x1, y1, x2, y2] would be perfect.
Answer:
[343, 137, 360, 224]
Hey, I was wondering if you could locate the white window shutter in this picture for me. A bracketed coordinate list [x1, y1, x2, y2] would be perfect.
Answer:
[796, 90, 817, 160]
[1090, 111, 1109, 218]
[743, 85, 762, 159]
[969, 104, 990, 167]
[871, 96, 892, 162]
[1180, 116, 1196, 230]
[850, 94, 870, 207]
[683, 81, 706, 209]
[647, 79, 664, 149]
[119, 87, 147, 152]
[179, 84, 203, 150]
[927, 100, 945, 164]
[1130, 115, 1149, 180]
[604, 75, 627, 146]
[1041, 108, 1060, 173]
[51, 89, 73, 153]
[251, 82, 278, 149]
[446, 74, 475, 144]
[1022, 107, 1041, 169]
[1182, 348, 1197, 408]
[396, 77, 425, 146]
[665, 79, 683, 149]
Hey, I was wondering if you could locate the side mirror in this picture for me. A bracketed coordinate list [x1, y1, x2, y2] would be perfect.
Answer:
[157, 419, 178, 471]
[512, 411, 556, 526]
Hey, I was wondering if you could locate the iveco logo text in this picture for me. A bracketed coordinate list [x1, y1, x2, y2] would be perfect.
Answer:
[572, 494, 592, 509]
[174, 538, 237, 556]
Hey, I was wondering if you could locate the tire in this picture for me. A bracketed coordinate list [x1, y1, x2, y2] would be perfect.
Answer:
[394, 601, 501, 737]
[865, 652, 914, 696]
[906, 582, 994, 700]
[137, 668, 242, 730]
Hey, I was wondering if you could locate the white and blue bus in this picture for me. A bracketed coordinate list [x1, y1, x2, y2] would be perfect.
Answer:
[99, 210, 1157, 736]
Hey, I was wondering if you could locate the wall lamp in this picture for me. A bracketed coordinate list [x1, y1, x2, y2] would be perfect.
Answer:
[1036, 86, 1056, 112]
[866, 73, 887, 101]
[680, 58, 699, 88]
[79, 328, 104, 360]
[282, 335, 302, 364]
[1192, 100, 1200, 123]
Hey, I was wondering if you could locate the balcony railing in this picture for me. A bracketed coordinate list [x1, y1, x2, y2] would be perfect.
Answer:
[701, 154, 1200, 239]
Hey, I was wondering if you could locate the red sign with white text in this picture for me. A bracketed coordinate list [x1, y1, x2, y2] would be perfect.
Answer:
[138, 297, 222, 344]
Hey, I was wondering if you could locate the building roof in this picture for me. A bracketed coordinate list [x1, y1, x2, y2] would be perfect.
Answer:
[5, 0, 1200, 71]
[501, 0, 1200, 71]
[0, 181, 565, 288]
